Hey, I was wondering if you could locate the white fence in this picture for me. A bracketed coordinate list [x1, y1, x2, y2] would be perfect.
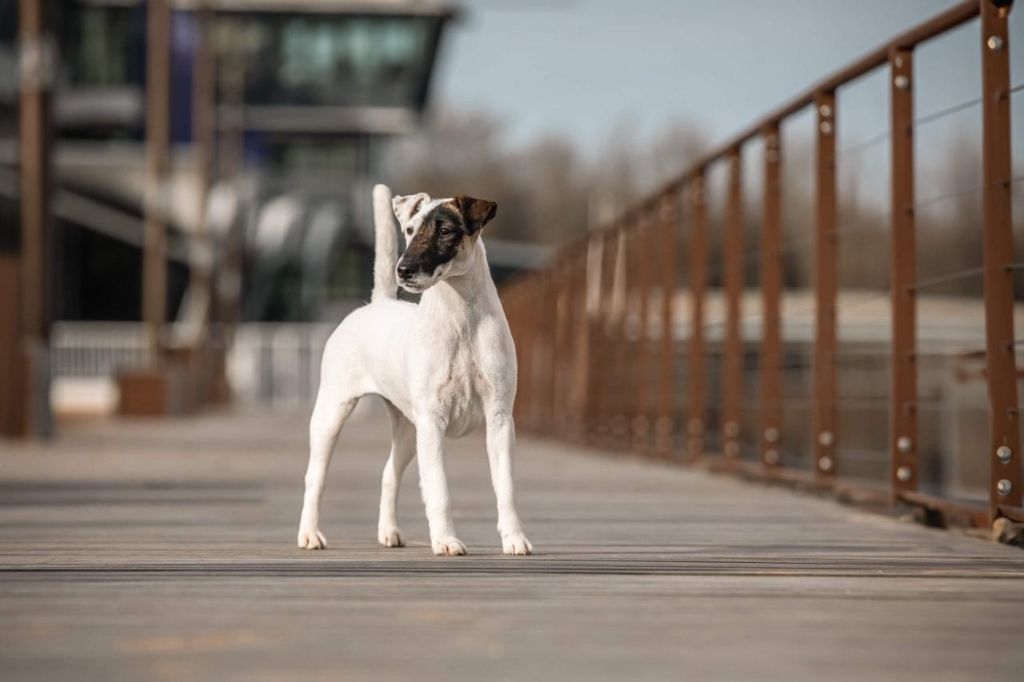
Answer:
[228, 323, 335, 407]
[51, 323, 151, 377]
[51, 322, 335, 407]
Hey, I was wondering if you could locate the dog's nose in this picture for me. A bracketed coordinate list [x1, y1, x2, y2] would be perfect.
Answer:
[397, 263, 415, 280]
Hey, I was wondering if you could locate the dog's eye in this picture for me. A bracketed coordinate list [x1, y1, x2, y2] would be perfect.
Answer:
[406, 228, 413, 236]
[438, 225, 455, 237]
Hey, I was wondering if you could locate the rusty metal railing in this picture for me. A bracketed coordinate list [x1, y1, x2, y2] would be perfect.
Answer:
[501, 0, 1022, 535]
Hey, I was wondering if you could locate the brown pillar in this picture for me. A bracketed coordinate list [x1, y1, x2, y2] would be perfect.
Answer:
[721, 150, 744, 463]
[17, 0, 54, 438]
[655, 192, 679, 457]
[686, 173, 709, 462]
[144, 0, 171, 356]
[889, 48, 918, 499]
[760, 124, 783, 469]
[813, 92, 839, 481]
[979, 0, 1021, 518]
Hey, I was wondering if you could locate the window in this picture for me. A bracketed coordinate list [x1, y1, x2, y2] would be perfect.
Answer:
[237, 13, 440, 109]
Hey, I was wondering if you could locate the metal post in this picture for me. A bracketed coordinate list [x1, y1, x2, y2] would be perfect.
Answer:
[979, 0, 1021, 517]
[687, 174, 709, 461]
[551, 263, 564, 433]
[514, 281, 527, 427]
[553, 265, 568, 434]
[577, 249, 593, 440]
[609, 223, 630, 449]
[517, 279, 536, 430]
[564, 255, 577, 437]
[581, 232, 604, 444]
[569, 250, 581, 436]
[633, 212, 652, 453]
[192, 0, 218, 402]
[760, 124, 783, 468]
[596, 228, 622, 447]
[889, 48, 918, 497]
[813, 92, 839, 480]
[656, 192, 679, 457]
[144, 0, 171, 359]
[548, 264, 565, 430]
[534, 274, 544, 433]
[193, 0, 214, 259]
[506, 285, 519, 421]
[722, 150, 744, 462]
[18, 0, 54, 438]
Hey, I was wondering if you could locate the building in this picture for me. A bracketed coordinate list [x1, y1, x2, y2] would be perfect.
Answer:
[0, 0, 458, 325]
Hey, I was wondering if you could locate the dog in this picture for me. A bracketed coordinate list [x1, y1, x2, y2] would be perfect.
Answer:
[297, 184, 532, 556]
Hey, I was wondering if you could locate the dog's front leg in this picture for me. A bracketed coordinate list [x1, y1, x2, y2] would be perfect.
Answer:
[415, 419, 466, 556]
[485, 412, 532, 555]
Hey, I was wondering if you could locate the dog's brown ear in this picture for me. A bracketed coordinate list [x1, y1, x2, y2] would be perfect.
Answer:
[455, 196, 497, 234]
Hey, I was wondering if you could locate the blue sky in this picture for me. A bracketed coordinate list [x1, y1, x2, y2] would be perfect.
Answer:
[433, 0, 1022, 161]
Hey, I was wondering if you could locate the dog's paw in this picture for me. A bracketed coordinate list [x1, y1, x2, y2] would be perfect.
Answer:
[431, 536, 467, 556]
[297, 528, 327, 550]
[501, 531, 533, 556]
[378, 526, 405, 548]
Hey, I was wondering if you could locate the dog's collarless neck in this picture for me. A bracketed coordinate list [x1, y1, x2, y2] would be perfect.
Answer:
[420, 242, 496, 308]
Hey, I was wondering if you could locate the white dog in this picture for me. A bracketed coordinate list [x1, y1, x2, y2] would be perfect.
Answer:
[297, 184, 532, 556]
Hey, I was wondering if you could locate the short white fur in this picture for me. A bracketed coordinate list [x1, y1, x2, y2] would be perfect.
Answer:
[297, 184, 532, 556]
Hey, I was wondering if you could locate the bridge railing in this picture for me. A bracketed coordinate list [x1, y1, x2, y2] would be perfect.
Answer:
[501, 0, 1021, 532]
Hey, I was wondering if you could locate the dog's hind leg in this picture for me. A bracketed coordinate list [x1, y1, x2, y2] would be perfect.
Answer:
[378, 404, 415, 548]
[297, 389, 359, 549]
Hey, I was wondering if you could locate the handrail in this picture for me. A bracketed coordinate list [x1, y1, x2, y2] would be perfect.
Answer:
[500, 0, 1021, 538]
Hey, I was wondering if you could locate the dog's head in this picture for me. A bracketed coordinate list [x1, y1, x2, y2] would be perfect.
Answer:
[392, 193, 497, 293]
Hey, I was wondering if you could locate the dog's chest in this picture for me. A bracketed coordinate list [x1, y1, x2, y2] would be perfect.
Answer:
[437, 349, 487, 437]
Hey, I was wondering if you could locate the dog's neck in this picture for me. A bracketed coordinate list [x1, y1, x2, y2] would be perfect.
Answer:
[418, 239, 500, 318]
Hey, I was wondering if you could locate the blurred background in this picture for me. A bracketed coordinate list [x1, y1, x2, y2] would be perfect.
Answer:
[0, 0, 1022, 504]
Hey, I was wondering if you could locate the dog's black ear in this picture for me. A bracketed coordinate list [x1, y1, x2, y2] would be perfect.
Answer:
[455, 196, 497, 234]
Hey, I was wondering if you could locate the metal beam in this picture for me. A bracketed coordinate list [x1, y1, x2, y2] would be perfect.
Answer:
[655, 193, 679, 457]
[813, 92, 838, 480]
[979, 0, 1021, 518]
[889, 48, 918, 498]
[760, 124, 783, 469]
[686, 175, 709, 462]
[144, 0, 171, 357]
[18, 0, 54, 438]
[722, 150, 745, 463]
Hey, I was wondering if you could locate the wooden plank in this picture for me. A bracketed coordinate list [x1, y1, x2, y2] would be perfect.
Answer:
[1, 408, 1022, 681]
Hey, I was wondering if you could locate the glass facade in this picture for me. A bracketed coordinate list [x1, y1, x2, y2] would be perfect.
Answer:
[60, 4, 146, 88]
[236, 13, 442, 109]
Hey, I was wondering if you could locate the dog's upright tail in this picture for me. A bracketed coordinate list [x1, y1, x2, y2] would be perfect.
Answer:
[371, 183, 399, 302]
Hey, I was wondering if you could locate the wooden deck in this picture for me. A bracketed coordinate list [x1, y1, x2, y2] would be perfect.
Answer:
[2, 403, 1023, 681]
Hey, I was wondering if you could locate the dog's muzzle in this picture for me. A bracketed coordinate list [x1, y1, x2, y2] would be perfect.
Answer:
[396, 260, 430, 292]
[396, 262, 417, 282]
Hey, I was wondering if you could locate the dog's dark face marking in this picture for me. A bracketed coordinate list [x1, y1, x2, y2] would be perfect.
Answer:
[393, 194, 497, 292]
